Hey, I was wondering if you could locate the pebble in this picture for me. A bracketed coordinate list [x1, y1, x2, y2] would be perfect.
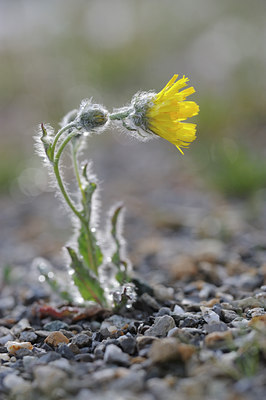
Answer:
[38, 351, 62, 364]
[19, 331, 38, 343]
[57, 343, 75, 359]
[0, 334, 14, 346]
[5, 341, 33, 355]
[71, 333, 92, 348]
[149, 338, 195, 363]
[44, 331, 69, 347]
[220, 309, 238, 323]
[3, 373, 31, 393]
[34, 365, 67, 393]
[205, 331, 233, 349]
[144, 316, 176, 337]
[136, 336, 159, 350]
[201, 306, 220, 324]
[155, 307, 171, 316]
[117, 335, 136, 355]
[43, 320, 69, 331]
[171, 305, 185, 316]
[104, 344, 129, 366]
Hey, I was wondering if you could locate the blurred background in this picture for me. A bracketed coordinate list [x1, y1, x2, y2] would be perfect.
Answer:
[1, 0, 266, 277]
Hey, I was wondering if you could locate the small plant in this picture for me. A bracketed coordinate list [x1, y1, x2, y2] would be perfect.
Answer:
[35, 74, 199, 308]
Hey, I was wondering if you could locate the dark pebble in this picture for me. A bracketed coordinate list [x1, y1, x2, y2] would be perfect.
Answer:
[57, 344, 75, 360]
[41, 343, 53, 352]
[71, 333, 92, 348]
[0, 346, 7, 353]
[118, 336, 136, 355]
[80, 347, 90, 354]
[92, 332, 102, 342]
[69, 324, 83, 333]
[94, 344, 105, 359]
[43, 321, 69, 331]
[38, 351, 61, 363]
[74, 353, 94, 362]
[179, 317, 200, 328]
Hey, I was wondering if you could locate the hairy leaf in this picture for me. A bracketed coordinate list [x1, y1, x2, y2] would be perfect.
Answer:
[66, 247, 105, 305]
[110, 204, 128, 283]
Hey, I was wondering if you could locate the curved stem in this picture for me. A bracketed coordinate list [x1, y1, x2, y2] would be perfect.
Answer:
[53, 132, 85, 223]
[50, 122, 76, 161]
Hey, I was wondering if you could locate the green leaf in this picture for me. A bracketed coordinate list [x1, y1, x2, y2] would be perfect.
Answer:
[109, 204, 128, 284]
[66, 247, 105, 305]
[78, 223, 103, 276]
[41, 123, 53, 162]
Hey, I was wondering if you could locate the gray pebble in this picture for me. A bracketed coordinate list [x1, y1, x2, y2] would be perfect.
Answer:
[155, 307, 171, 316]
[71, 333, 92, 348]
[144, 316, 176, 337]
[117, 335, 136, 355]
[19, 331, 37, 343]
[38, 351, 61, 364]
[104, 344, 129, 366]
[43, 321, 69, 331]
[57, 343, 75, 360]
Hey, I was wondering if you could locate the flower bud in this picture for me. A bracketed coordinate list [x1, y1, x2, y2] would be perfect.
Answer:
[76, 99, 109, 133]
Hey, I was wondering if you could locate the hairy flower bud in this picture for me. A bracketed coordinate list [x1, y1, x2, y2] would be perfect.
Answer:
[76, 99, 109, 133]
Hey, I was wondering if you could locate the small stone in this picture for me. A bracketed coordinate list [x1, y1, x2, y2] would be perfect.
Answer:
[172, 305, 185, 316]
[0, 353, 10, 362]
[43, 321, 69, 331]
[57, 343, 75, 360]
[71, 333, 91, 348]
[19, 331, 38, 343]
[201, 306, 220, 324]
[3, 373, 30, 393]
[68, 343, 80, 355]
[153, 285, 174, 301]
[11, 319, 31, 335]
[75, 354, 94, 362]
[203, 322, 228, 333]
[138, 293, 160, 311]
[221, 309, 238, 323]
[144, 316, 176, 337]
[205, 331, 233, 349]
[38, 351, 61, 364]
[136, 336, 159, 350]
[248, 314, 266, 327]
[44, 331, 69, 347]
[23, 356, 36, 371]
[117, 335, 136, 355]
[234, 297, 265, 310]
[6, 341, 33, 355]
[15, 348, 33, 358]
[0, 334, 14, 346]
[179, 316, 201, 328]
[104, 344, 129, 366]
[155, 307, 171, 317]
[34, 365, 67, 393]
[149, 338, 195, 363]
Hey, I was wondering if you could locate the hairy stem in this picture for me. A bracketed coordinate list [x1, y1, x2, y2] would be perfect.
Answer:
[50, 122, 76, 161]
[53, 132, 85, 222]
[71, 143, 98, 276]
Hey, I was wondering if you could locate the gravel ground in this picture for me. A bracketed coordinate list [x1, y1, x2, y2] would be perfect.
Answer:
[0, 142, 266, 400]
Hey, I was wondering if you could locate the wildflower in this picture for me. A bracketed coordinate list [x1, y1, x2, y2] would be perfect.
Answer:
[110, 74, 199, 153]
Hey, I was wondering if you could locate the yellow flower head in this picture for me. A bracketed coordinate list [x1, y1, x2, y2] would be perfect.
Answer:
[145, 74, 199, 153]
[111, 74, 199, 154]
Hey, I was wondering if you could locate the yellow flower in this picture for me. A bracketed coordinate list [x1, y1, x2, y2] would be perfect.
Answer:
[146, 74, 199, 154]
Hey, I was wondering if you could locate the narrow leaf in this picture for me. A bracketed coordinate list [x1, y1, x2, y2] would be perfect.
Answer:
[66, 247, 105, 305]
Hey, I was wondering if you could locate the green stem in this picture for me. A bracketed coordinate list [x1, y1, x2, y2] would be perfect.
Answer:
[109, 109, 131, 121]
[71, 143, 98, 276]
[50, 122, 76, 161]
[53, 132, 85, 222]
